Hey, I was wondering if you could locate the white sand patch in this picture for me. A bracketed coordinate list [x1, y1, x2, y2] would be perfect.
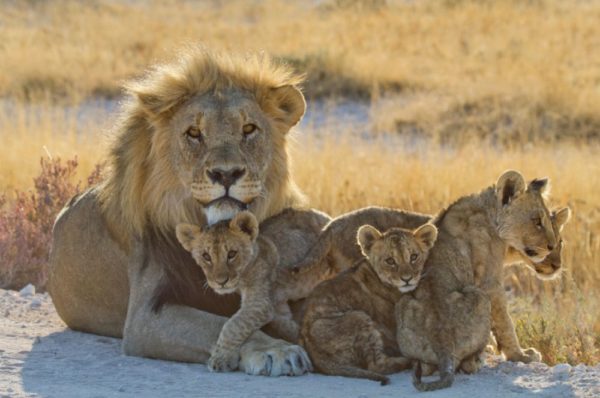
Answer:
[1, 288, 598, 398]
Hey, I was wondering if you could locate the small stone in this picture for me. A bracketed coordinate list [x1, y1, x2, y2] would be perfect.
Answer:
[552, 363, 572, 379]
[19, 284, 35, 297]
[30, 297, 42, 309]
[574, 364, 587, 373]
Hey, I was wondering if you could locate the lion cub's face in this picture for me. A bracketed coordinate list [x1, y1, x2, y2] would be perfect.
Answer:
[523, 207, 571, 279]
[357, 224, 438, 293]
[495, 171, 558, 264]
[176, 211, 259, 294]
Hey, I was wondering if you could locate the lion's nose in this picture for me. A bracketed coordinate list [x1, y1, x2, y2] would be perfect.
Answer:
[400, 276, 412, 283]
[206, 167, 246, 188]
[551, 262, 560, 270]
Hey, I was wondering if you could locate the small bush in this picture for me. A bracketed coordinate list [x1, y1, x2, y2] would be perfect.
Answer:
[0, 157, 103, 291]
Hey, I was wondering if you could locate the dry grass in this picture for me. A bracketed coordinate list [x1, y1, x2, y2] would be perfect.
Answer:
[0, 0, 599, 365]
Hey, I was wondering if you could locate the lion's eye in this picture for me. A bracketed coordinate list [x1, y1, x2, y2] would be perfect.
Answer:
[202, 252, 212, 262]
[227, 250, 237, 260]
[410, 253, 419, 263]
[186, 126, 202, 140]
[242, 123, 258, 136]
[386, 257, 395, 265]
[533, 218, 543, 229]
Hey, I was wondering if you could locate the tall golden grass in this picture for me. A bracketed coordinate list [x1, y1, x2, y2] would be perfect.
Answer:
[0, 0, 598, 365]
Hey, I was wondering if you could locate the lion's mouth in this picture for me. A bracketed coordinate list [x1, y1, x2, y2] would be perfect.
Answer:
[204, 196, 249, 210]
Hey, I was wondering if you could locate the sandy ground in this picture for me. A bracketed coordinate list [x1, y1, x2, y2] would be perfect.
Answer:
[1, 287, 599, 398]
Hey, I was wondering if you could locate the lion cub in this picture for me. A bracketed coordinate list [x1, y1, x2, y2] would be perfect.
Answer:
[300, 223, 438, 385]
[291, 206, 431, 275]
[176, 211, 326, 372]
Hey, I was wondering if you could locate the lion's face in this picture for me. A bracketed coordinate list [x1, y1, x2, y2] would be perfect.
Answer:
[176, 212, 259, 294]
[496, 171, 558, 264]
[521, 207, 571, 279]
[149, 83, 305, 226]
[358, 224, 438, 293]
[165, 91, 276, 225]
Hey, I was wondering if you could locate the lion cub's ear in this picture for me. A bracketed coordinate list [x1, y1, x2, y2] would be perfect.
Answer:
[267, 85, 307, 130]
[357, 225, 383, 257]
[553, 207, 571, 231]
[414, 223, 438, 250]
[527, 177, 551, 199]
[230, 211, 259, 241]
[496, 170, 526, 206]
[175, 223, 202, 252]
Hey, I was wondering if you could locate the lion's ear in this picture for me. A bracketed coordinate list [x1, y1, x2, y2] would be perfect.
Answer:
[175, 223, 202, 252]
[357, 225, 382, 257]
[230, 211, 259, 241]
[268, 85, 306, 130]
[127, 76, 189, 118]
[414, 223, 438, 250]
[553, 207, 571, 231]
[496, 170, 526, 206]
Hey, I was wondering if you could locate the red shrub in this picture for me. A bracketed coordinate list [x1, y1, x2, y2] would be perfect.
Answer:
[0, 157, 104, 291]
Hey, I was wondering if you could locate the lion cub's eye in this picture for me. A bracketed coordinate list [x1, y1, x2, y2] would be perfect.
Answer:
[202, 252, 212, 262]
[410, 253, 419, 263]
[242, 123, 258, 136]
[227, 250, 237, 260]
[533, 217, 543, 229]
[186, 126, 202, 140]
[385, 257, 396, 265]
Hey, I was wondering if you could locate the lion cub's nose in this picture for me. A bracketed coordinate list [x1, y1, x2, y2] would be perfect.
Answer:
[400, 276, 412, 283]
[207, 167, 246, 188]
[215, 276, 229, 287]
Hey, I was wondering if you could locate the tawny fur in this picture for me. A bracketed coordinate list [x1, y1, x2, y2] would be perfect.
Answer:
[300, 223, 438, 385]
[176, 210, 335, 371]
[48, 49, 315, 376]
[395, 170, 558, 391]
[292, 204, 570, 375]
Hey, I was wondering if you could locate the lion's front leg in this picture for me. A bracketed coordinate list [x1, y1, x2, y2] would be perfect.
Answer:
[123, 251, 311, 376]
[489, 289, 542, 363]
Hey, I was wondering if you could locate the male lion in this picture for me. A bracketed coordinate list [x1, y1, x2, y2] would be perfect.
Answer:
[48, 49, 314, 376]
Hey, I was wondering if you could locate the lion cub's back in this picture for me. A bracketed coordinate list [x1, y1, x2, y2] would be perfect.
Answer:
[260, 208, 331, 268]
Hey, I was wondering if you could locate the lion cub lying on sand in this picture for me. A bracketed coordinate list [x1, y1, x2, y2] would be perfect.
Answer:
[300, 223, 438, 385]
[176, 211, 328, 372]
[395, 170, 558, 391]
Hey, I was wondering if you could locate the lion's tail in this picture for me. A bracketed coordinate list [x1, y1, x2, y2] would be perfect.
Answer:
[412, 359, 454, 392]
[290, 228, 333, 277]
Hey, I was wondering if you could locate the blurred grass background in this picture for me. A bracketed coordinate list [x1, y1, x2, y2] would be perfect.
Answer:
[0, 0, 598, 365]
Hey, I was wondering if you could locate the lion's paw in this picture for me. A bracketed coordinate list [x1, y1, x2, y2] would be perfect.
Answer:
[506, 347, 542, 363]
[207, 350, 239, 373]
[239, 339, 312, 376]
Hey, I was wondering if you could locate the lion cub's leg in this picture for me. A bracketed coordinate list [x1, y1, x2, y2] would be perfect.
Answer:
[489, 288, 542, 363]
[306, 311, 410, 384]
[209, 290, 274, 372]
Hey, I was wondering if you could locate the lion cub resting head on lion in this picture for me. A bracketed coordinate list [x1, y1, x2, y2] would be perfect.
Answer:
[300, 223, 437, 385]
[176, 211, 327, 372]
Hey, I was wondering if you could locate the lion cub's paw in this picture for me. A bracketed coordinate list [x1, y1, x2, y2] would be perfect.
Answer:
[239, 339, 312, 376]
[207, 350, 240, 372]
[507, 347, 542, 363]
